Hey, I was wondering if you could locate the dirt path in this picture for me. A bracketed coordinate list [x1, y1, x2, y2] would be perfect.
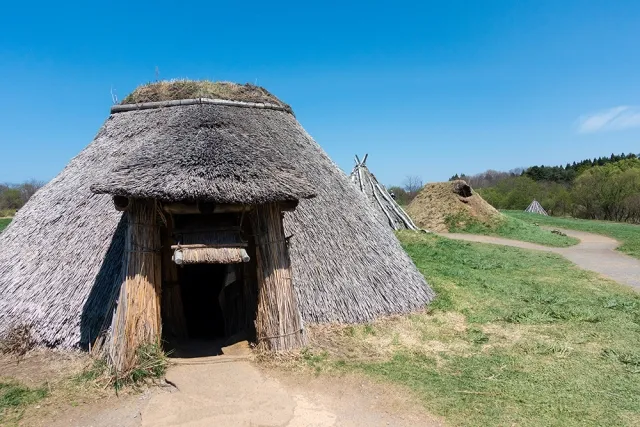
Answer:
[444, 228, 640, 290]
[48, 357, 442, 427]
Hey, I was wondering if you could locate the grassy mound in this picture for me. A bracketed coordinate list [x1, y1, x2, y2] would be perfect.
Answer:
[121, 80, 290, 110]
[299, 232, 640, 427]
[505, 211, 640, 260]
[406, 181, 576, 247]
[407, 180, 501, 233]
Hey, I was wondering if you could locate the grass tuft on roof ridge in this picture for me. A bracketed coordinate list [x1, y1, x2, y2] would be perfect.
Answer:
[121, 79, 291, 110]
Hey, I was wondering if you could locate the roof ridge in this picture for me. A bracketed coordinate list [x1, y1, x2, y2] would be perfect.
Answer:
[110, 98, 293, 115]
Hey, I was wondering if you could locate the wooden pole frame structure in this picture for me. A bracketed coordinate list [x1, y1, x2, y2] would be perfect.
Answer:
[350, 154, 420, 231]
[525, 199, 549, 216]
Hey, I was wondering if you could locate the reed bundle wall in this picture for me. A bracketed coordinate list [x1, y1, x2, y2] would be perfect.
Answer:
[251, 203, 305, 351]
[107, 199, 162, 372]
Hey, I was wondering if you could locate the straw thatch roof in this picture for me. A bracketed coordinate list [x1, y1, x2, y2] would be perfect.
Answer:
[350, 154, 419, 230]
[0, 81, 434, 348]
[91, 102, 315, 203]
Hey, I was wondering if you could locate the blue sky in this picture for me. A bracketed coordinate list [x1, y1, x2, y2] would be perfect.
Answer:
[1, 0, 639, 187]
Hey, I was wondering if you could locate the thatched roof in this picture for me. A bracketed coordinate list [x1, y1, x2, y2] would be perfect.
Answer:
[0, 81, 434, 348]
[91, 102, 315, 203]
[350, 155, 419, 231]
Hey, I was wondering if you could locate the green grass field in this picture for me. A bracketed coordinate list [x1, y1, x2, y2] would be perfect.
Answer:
[505, 211, 640, 260]
[0, 218, 11, 233]
[302, 232, 640, 427]
[446, 212, 579, 247]
[0, 381, 48, 425]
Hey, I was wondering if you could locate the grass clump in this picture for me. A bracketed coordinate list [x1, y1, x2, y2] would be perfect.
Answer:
[505, 210, 640, 259]
[0, 381, 48, 425]
[300, 232, 640, 426]
[446, 212, 578, 247]
[0, 218, 11, 232]
[126, 343, 169, 385]
[78, 343, 169, 390]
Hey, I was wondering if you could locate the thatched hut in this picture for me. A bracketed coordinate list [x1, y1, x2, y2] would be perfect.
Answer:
[350, 154, 419, 231]
[0, 81, 434, 370]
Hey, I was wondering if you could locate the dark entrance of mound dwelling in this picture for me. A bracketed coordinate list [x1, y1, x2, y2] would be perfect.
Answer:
[452, 180, 473, 198]
[159, 206, 260, 358]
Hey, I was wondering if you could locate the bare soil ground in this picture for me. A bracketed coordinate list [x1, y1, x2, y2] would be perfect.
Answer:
[0, 350, 150, 427]
[444, 228, 640, 290]
[6, 351, 442, 427]
[0, 350, 85, 387]
[137, 359, 442, 427]
[407, 181, 501, 232]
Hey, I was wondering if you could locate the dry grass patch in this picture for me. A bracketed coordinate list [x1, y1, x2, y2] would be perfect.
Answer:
[0, 324, 34, 361]
[121, 80, 291, 110]
[305, 311, 474, 364]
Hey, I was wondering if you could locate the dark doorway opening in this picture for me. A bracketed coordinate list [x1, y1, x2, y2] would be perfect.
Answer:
[179, 263, 227, 339]
[160, 211, 259, 358]
[167, 262, 250, 358]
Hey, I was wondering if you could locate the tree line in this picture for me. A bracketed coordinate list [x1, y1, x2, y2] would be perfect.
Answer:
[387, 175, 423, 206]
[0, 180, 45, 216]
[524, 152, 638, 183]
[451, 153, 640, 223]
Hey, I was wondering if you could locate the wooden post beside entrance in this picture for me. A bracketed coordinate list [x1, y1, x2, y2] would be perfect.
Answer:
[251, 203, 305, 351]
[160, 215, 188, 340]
[108, 199, 162, 372]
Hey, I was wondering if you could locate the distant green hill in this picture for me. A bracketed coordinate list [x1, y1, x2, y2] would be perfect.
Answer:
[524, 152, 639, 183]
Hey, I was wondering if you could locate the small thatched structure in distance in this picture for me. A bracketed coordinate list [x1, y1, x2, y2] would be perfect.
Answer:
[350, 154, 419, 231]
[0, 80, 434, 370]
[525, 200, 548, 216]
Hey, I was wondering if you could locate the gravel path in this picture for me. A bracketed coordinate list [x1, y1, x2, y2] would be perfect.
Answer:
[444, 228, 640, 290]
